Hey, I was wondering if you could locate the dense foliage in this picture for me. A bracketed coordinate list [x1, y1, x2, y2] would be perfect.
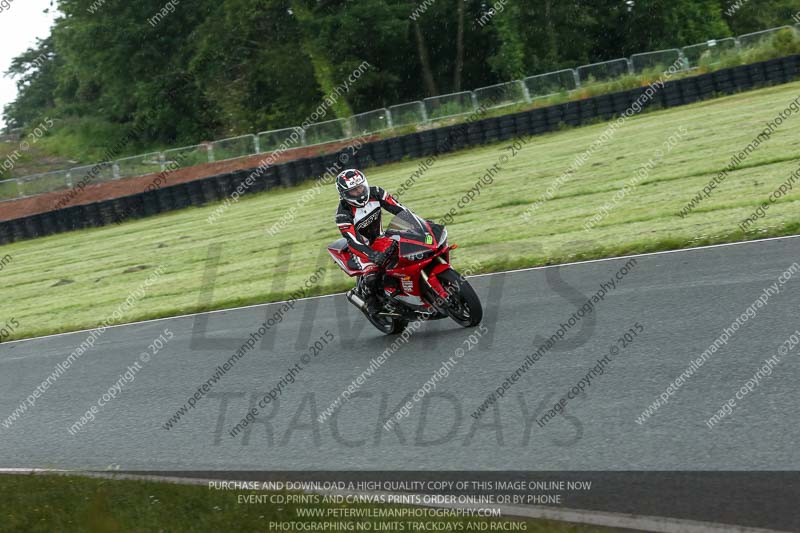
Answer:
[2, 0, 797, 151]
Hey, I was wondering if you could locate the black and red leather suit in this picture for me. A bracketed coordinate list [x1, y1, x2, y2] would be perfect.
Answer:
[335, 185, 406, 272]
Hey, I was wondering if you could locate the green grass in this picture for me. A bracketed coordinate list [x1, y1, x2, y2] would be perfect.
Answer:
[0, 138, 74, 184]
[0, 474, 614, 533]
[33, 116, 155, 166]
[2, 81, 800, 341]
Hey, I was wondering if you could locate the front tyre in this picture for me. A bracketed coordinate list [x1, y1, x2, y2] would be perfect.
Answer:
[437, 269, 483, 327]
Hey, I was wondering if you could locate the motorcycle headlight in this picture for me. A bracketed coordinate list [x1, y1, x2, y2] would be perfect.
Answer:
[439, 228, 447, 247]
[403, 250, 434, 261]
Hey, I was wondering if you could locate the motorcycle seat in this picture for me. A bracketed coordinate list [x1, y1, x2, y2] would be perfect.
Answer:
[330, 238, 363, 272]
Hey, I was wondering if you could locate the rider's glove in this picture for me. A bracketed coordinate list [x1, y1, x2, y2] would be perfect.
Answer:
[370, 250, 387, 266]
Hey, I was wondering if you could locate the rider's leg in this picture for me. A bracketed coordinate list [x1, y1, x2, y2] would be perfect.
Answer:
[352, 252, 381, 314]
[361, 269, 381, 314]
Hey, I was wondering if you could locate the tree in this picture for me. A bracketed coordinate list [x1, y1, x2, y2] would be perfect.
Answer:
[192, 0, 321, 133]
[624, 0, 731, 51]
[453, 0, 465, 91]
[721, 0, 799, 35]
[10, 0, 792, 155]
[3, 36, 59, 130]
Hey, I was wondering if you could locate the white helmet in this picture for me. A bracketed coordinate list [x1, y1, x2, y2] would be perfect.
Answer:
[336, 169, 370, 208]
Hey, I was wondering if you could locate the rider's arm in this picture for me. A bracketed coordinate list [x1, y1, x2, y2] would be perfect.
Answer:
[373, 186, 406, 215]
[336, 208, 376, 258]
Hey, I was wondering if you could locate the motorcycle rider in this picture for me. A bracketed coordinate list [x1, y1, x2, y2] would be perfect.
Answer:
[335, 169, 408, 314]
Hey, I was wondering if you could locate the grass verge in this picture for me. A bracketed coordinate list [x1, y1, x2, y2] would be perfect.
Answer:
[0, 474, 616, 533]
[1, 81, 800, 341]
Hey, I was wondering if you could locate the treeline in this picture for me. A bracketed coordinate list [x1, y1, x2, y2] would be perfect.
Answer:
[3, 0, 797, 151]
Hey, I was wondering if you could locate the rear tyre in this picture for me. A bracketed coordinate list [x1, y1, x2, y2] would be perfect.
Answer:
[437, 269, 483, 327]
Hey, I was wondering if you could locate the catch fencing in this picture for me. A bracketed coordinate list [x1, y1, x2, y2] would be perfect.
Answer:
[1, 54, 798, 244]
[1, 25, 798, 201]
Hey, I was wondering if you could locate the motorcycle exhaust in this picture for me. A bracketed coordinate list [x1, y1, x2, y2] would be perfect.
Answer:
[346, 289, 367, 311]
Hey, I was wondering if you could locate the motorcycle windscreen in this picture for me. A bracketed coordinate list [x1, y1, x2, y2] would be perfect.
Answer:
[385, 210, 427, 240]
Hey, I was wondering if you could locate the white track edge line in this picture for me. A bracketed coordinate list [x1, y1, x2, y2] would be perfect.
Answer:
[3, 233, 798, 347]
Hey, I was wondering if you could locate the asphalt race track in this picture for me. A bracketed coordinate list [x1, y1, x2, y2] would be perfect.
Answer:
[2, 236, 800, 530]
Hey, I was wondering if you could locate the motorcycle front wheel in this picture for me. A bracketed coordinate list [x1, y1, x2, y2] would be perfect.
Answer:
[437, 268, 483, 327]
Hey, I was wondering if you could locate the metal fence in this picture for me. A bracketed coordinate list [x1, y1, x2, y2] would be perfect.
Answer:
[631, 48, 683, 73]
[424, 91, 476, 120]
[351, 109, 393, 134]
[739, 25, 795, 50]
[524, 69, 579, 100]
[474, 81, 530, 109]
[304, 118, 351, 146]
[115, 152, 164, 180]
[209, 134, 257, 163]
[577, 58, 632, 84]
[257, 127, 304, 153]
[681, 38, 739, 68]
[3, 24, 798, 201]
[388, 101, 427, 127]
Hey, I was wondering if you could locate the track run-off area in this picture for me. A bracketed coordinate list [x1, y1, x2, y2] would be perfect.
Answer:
[2, 236, 800, 530]
[1, 235, 798, 470]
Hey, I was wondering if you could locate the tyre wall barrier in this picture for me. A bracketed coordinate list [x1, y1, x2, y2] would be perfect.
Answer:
[1, 55, 797, 245]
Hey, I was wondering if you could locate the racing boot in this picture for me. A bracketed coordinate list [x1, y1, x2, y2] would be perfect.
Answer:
[361, 270, 382, 315]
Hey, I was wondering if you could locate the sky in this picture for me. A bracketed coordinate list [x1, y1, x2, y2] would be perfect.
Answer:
[0, 0, 60, 129]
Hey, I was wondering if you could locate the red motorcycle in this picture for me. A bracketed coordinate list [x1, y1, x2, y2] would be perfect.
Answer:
[328, 210, 483, 334]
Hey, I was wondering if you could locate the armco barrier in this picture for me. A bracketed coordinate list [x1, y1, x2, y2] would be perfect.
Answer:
[0, 55, 798, 245]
